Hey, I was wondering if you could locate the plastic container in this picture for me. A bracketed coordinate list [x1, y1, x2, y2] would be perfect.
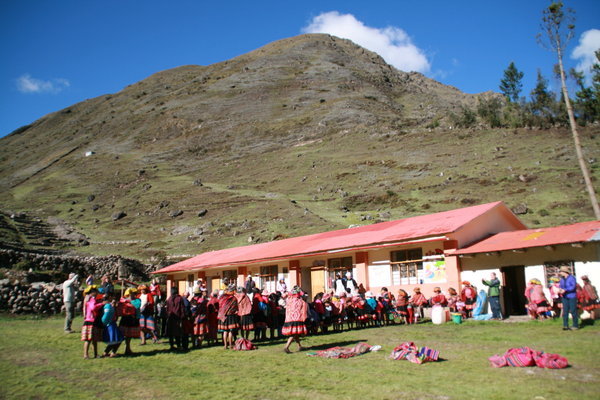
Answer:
[431, 305, 446, 325]
[451, 312, 462, 324]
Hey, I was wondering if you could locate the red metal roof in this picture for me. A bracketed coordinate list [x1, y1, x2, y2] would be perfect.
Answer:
[155, 201, 512, 274]
[451, 220, 600, 255]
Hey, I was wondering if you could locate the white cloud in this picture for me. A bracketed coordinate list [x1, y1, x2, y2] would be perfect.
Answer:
[571, 29, 600, 82]
[16, 74, 70, 94]
[302, 11, 430, 73]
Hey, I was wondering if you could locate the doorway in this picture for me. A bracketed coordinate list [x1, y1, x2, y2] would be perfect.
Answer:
[309, 268, 325, 300]
[501, 265, 527, 316]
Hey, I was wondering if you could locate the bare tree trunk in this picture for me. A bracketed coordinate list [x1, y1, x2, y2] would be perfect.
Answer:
[556, 38, 600, 219]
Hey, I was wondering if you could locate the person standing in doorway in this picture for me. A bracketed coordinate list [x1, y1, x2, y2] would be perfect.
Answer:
[344, 272, 357, 295]
[558, 266, 579, 331]
[62, 273, 79, 333]
[482, 273, 502, 320]
[245, 275, 256, 294]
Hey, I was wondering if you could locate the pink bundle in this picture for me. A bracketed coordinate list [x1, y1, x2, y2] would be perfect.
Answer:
[488, 347, 568, 369]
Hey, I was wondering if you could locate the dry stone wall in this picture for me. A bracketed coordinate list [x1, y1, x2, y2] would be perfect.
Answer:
[0, 249, 156, 314]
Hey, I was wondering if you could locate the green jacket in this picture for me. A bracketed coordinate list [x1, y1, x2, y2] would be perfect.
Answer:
[482, 278, 501, 297]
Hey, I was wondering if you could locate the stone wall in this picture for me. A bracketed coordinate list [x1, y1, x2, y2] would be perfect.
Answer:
[0, 249, 158, 314]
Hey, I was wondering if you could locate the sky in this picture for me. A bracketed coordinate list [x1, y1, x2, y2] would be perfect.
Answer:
[1, 0, 599, 138]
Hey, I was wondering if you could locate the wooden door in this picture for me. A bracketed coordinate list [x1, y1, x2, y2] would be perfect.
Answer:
[211, 277, 221, 292]
[310, 269, 325, 299]
[177, 280, 187, 296]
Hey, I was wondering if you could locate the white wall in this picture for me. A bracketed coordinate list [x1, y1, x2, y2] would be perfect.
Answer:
[575, 261, 600, 288]
[460, 269, 503, 292]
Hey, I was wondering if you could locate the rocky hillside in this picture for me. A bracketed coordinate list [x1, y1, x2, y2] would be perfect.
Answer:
[0, 33, 598, 263]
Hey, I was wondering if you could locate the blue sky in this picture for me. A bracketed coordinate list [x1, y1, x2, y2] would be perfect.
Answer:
[1, 0, 599, 138]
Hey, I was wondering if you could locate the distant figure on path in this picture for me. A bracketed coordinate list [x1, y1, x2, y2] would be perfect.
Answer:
[62, 273, 79, 333]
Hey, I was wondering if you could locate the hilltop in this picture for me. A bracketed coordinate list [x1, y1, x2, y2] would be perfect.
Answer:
[0, 34, 598, 263]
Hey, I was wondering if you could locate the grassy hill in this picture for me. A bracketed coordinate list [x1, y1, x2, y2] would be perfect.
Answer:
[0, 34, 598, 263]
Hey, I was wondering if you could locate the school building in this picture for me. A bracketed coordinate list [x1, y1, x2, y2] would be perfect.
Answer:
[154, 201, 600, 317]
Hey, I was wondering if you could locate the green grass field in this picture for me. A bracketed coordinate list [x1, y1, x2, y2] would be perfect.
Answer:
[0, 315, 598, 400]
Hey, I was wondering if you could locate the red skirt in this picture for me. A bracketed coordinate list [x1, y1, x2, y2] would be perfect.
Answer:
[282, 321, 307, 336]
[194, 322, 208, 335]
[218, 315, 240, 332]
[239, 314, 255, 331]
[81, 322, 102, 342]
[119, 315, 141, 338]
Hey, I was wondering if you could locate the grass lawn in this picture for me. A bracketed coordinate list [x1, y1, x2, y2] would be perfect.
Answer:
[0, 315, 598, 400]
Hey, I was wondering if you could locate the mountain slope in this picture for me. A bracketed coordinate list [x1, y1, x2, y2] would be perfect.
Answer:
[0, 34, 598, 262]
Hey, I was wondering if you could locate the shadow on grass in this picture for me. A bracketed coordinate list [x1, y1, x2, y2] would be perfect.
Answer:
[300, 340, 369, 351]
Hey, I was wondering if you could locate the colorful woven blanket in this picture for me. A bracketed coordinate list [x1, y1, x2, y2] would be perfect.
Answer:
[307, 342, 374, 359]
[390, 341, 440, 364]
[488, 347, 568, 369]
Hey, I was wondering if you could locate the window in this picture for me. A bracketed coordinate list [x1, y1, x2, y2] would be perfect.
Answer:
[260, 265, 278, 293]
[391, 248, 423, 285]
[327, 257, 353, 288]
[222, 269, 237, 285]
[544, 260, 574, 286]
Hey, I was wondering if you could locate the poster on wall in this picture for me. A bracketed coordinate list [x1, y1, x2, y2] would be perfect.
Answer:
[422, 258, 446, 284]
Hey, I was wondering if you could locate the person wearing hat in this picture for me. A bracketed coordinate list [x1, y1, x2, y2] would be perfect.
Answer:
[410, 287, 427, 322]
[118, 288, 141, 355]
[101, 292, 123, 357]
[364, 291, 378, 326]
[282, 286, 308, 353]
[235, 287, 254, 340]
[138, 285, 159, 345]
[524, 279, 550, 320]
[558, 266, 579, 330]
[191, 287, 208, 348]
[482, 272, 502, 320]
[277, 278, 288, 294]
[81, 285, 103, 359]
[580, 275, 599, 316]
[218, 284, 240, 349]
[548, 276, 562, 318]
[429, 287, 448, 307]
[345, 272, 358, 295]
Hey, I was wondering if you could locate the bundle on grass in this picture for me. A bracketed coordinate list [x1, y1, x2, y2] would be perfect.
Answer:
[233, 338, 256, 351]
[307, 342, 376, 359]
[488, 347, 568, 369]
[390, 341, 440, 364]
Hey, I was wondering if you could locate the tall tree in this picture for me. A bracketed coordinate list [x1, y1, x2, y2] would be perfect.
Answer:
[499, 62, 524, 103]
[591, 50, 600, 120]
[530, 69, 555, 126]
[538, 2, 600, 218]
[569, 67, 595, 123]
